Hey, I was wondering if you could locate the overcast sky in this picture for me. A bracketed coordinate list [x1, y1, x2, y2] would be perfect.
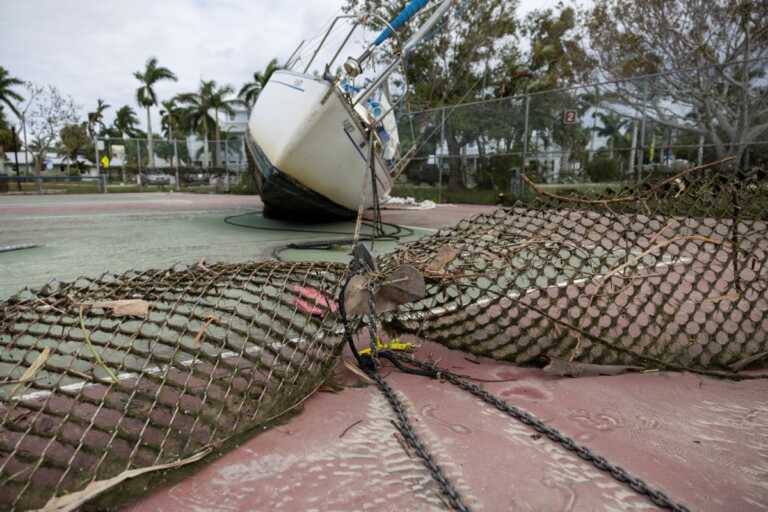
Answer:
[1, 0, 561, 130]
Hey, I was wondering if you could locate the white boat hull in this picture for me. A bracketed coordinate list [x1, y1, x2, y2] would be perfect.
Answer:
[247, 70, 393, 218]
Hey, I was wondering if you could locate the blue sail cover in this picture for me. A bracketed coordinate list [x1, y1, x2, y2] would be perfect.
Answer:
[373, 0, 430, 46]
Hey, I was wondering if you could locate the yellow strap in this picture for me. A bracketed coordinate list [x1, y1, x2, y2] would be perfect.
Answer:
[358, 338, 413, 356]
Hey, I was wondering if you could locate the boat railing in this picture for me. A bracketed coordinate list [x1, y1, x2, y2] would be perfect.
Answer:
[301, 15, 357, 74]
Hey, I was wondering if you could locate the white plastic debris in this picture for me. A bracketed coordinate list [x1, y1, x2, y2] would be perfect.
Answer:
[382, 195, 437, 210]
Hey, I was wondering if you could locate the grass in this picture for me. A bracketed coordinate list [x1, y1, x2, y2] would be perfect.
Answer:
[3, 182, 221, 194]
[391, 181, 629, 205]
[4, 178, 627, 203]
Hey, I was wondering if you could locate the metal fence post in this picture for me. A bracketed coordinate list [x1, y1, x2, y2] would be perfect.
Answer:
[94, 139, 101, 192]
[240, 136, 246, 172]
[438, 107, 445, 203]
[522, 94, 530, 175]
[173, 139, 180, 192]
[137, 140, 143, 189]
[629, 120, 638, 179]
[224, 139, 230, 193]
[637, 78, 649, 184]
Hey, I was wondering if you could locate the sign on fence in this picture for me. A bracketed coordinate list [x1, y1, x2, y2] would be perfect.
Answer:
[562, 110, 578, 125]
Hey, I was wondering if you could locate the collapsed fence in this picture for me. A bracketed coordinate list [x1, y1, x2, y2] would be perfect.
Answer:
[0, 163, 766, 510]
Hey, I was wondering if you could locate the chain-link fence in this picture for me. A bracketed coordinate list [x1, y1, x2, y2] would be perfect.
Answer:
[94, 136, 249, 193]
[395, 58, 768, 202]
[70, 134, 249, 192]
[1, 163, 767, 510]
[1, 136, 252, 194]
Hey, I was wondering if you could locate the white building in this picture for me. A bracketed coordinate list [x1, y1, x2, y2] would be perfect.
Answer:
[186, 106, 248, 169]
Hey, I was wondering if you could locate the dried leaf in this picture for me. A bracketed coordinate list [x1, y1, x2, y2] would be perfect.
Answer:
[544, 358, 643, 378]
[192, 316, 219, 349]
[80, 299, 149, 317]
[9, 348, 50, 397]
[729, 351, 768, 372]
[38, 447, 212, 512]
[342, 359, 374, 384]
[425, 246, 458, 273]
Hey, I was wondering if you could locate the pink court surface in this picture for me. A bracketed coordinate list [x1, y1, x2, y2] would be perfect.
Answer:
[127, 341, 768, 512]
[2, 193, 767, 510]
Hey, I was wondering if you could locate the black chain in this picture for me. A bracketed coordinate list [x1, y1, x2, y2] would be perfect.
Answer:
[338, 251, 471, 512]
[392, 353, 691, 512]
[367, 368, 472, 512]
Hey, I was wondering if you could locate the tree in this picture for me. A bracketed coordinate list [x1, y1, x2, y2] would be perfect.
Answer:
[24, 84, 79, 191]
[59, 123, 93, 172]
[581, 0, 768, 166]
[344, 0, 520, 190]
[175, 81, 218, 168]
[521, 4, 588, 92]
[112, 105, 140, 138]
[238, 59, 281, 107]
[159, 99, 182, 140]
[0, 106, 22, 175]
[159, 98, 184, 175]
[134, 56, 177, 169]
[208, 82, 238, 166]
[0, 66, 24, 118]
[87, 99, 110, 138]
[591, 111, 630, 159]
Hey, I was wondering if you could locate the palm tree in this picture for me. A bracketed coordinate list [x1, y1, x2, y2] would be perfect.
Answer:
[87, 98, 110, 138]
[208, 83, 238, 166]
[175, 81, 218, 168]
[159, 98, 184, 188]
[159, 99, 182, 140]
[113, 105, 140, 138]
[592, 112, 629, 159]
[238, 58, 280, 108]
[112, 105, 141, 183]
[134, 57, 177, 170]
[0, 66, 24, 118]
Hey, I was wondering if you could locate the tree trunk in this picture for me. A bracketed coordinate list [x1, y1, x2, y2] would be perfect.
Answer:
[146, 106, 155, 170]
[35, 155, 43, 194]
[171, 129, 180, 192]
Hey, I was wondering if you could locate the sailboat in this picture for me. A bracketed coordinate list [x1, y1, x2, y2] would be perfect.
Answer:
[246, 0, 453, 220]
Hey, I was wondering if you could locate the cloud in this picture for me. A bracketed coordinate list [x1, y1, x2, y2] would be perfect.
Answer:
[1, 0, 346, 128]
[0, 0, 565, 130]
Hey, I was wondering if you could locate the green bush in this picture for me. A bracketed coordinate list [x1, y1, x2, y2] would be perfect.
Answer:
[586, 157, 621, 182]
[230, 170, 259, 195]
